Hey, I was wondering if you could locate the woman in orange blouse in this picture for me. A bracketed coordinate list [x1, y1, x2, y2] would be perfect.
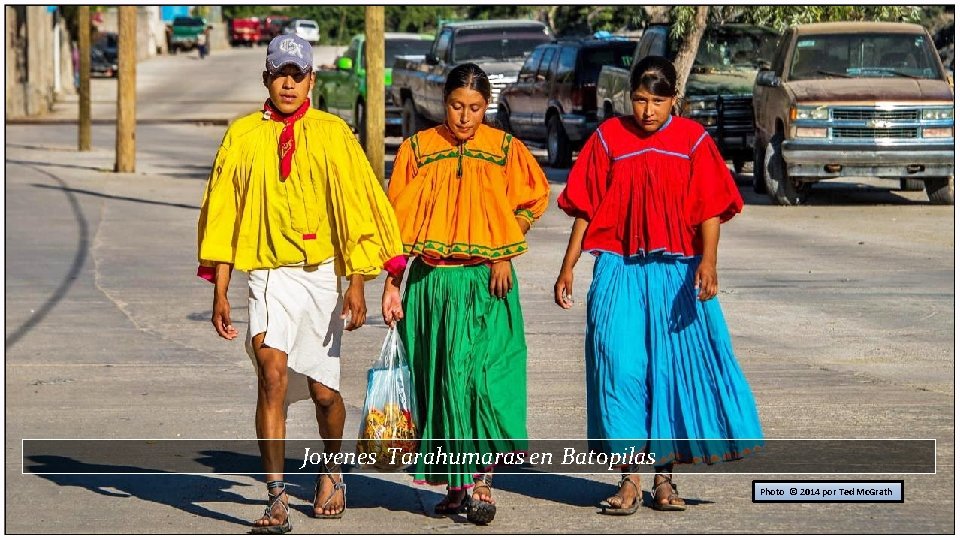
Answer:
[381, 63, 550, 525]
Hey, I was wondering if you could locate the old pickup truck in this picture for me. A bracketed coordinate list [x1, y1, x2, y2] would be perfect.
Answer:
[390, 20, 553, 138]
[313, 32, 433, 146]
[753, 22, 954, 205]
[597, 24, 780, 173]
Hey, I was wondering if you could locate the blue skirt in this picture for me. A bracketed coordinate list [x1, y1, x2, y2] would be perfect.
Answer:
[586, 252, 763, 466]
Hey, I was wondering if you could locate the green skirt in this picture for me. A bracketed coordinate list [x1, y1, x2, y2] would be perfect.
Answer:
[399, 258, 528, 489]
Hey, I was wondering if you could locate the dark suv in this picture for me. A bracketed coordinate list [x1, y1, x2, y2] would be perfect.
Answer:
[498, 37, 637, 167]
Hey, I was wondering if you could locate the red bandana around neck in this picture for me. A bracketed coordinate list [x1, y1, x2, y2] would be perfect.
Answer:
[263, 99, 311, 181]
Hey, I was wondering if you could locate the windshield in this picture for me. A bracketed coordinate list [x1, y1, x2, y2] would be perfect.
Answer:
[579, 43, 636, 83]
[362, 39, 433, 68]
[693, 26, 779, 70]
[789, 33, 942, 80]
[173, 17, 204, 27]
[452, 26, 551, 63]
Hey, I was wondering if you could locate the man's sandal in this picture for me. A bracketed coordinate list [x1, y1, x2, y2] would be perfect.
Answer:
[434, 489, 469, 515]
[598, 474, 641, 516]
[251, 482, 292, 534]
[650, 473, 686, 511]
[466, 474, 497, 525]
[313, 464, 347, 519]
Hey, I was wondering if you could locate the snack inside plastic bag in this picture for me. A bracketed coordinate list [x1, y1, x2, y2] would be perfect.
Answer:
[356, 327, 419, 470]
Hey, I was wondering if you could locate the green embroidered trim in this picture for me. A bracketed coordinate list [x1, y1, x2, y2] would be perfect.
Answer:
[404, 239, 528, 259]
[410, 133, 422, 162]
[514, 208, 535, 222]
[415, 133, 512, 169]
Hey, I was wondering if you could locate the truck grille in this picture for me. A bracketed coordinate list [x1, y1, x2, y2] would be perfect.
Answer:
[832, 127, 919, 139]
[717, 95, 753, 132]
[487, 75, 516, 111]
[833, 108, 920, 121]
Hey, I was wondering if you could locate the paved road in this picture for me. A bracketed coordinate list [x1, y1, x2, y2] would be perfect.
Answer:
[5, 48, 954, 534]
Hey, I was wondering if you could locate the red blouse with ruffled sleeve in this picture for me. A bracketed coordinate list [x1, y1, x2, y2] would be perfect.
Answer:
[557, 115, 742, 257]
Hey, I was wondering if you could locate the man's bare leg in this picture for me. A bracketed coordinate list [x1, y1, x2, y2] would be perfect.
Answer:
[308, 379, 346, 516]
[252, 332, 289, 528]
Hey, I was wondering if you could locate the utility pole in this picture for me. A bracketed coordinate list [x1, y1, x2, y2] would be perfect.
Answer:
[364, 6, 385, 187]
[78, 6, 91, 151]
[115, 6, 137, 172]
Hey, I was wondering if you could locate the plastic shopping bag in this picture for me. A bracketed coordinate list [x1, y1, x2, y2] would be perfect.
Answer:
[356, 327, 419, 470]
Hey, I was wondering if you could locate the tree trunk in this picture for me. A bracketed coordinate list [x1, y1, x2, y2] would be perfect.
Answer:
[78, 5, 91, 151]
[364, 7, 385, 187]
[115, 6, 136, 173]
[672, 5, 709, 104]
[643, 7, 671, 25]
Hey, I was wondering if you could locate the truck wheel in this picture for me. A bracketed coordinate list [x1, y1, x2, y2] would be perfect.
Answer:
[764, 135, 809, 205]
[752, 139, 767, 194]
[900, 178, 925, 192]
[401, 98, 425, 139]
[925, 177, 954, 205]
[497, 106, 512, 134]
[356, 102, 367, 148]
[602, 102, 614, 122]
[547, 115, 572, 168]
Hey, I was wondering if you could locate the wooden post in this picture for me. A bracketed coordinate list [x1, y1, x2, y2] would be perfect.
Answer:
[364, 6, 385, 187]
[78, 6, 91, 151]
[115, 6, 136, 172]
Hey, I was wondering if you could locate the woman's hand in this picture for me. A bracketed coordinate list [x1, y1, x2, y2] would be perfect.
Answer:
[342, 275, 367, 331]
[382, 276, 404, 328]
[554, 268, 575, 309]
[212, 294, 238, 340]
[694, 259, 718, 301]
[489, 260, 513, 299]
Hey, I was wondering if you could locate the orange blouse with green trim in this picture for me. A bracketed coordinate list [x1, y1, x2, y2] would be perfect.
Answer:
[388, 123, 550, 263]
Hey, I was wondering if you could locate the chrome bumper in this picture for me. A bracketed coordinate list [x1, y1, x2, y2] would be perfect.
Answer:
[781, 141, 955, 178]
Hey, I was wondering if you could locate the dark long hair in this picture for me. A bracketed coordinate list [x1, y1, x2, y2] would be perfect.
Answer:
[629, 56, 677, 97]
[443, 62, 492, 103]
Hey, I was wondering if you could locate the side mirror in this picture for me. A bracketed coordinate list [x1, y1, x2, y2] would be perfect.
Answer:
[756, 70, 780, 88]
[336, 56, 353, 71]
[425, 53, 439, 65]
[755, 59, 772, 71]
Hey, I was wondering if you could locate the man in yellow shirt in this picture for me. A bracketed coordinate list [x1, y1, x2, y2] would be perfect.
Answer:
[197, 34, 405, 533]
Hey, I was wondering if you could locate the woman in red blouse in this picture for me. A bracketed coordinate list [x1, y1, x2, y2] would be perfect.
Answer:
[554, 56, 763, 515]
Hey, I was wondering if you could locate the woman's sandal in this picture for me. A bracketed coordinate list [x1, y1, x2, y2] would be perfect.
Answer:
[650, 473, 686, 511]
[466, 474, 497, 525]
[598, 474, 641, 516]
[434, 489, 469, 515]
[251, 483, 293, 534]
[313, 464, 347, 519]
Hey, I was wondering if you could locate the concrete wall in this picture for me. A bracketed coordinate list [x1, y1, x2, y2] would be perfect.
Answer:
[6, 6, 57, 117]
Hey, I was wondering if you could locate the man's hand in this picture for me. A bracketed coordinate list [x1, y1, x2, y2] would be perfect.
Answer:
[212, 294, 238, 339]
[489, 260, 513, 299]
[342, 275, 367, 331]
[694, 259, 718, 301]
[554, 268, 575, 309]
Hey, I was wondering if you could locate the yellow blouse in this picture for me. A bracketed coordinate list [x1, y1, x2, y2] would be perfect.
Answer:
[388, 123, 550, 262]
[197, 108, 403, 278]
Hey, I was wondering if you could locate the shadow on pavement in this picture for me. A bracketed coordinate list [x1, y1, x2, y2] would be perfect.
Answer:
[31, 183, 200, 210]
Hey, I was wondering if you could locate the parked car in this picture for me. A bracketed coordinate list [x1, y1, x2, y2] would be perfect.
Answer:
[92, 31, 118, 64]
[260, 16, 290, 45]
[498, 37, 637, 167]
[284, 19, 320, 45]
[753, 22, 955, 205]
[390, 20, 554, 139]
[230, 17, 261, 47]
[169, 16, 206, 53]
[314, 32, 433, 146]
[598, 24, 780, 172]
[90, 46, 117, 78]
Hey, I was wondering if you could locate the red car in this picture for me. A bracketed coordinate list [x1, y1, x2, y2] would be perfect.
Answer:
[230, 17, 261, 47]
[260, 16, 290, 45]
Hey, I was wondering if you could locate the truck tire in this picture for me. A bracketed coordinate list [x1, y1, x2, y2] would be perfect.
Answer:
[497, 106, 512, 134]
[764, 134, 809, 205]
[752, 139, 767, 194]
[546, 115, 572, 168]
[925, 177, 954, 205]
[900, 178, 925, 192]
[401, 97, 427, 139]
[356, 101, 367, 148]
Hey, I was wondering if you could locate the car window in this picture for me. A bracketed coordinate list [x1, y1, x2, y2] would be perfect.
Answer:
[771, 31, 793, 74]
[789, 32, 942, 80]
[519, 47, 545, 83]
[537, 47, 557, 82]
[452, 26, 552, 63]
[173, 17, 203, 27]
[694, 26, 779, 70]
[556, 46, 578, 84]
[302, 21, 318, 29]
[578, 43, 636, 84]
[344, 38, 360, 63]
[361, 39, 433, 69]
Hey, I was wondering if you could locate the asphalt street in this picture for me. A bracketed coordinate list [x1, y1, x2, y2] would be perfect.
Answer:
[4, 46, 954, 534]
